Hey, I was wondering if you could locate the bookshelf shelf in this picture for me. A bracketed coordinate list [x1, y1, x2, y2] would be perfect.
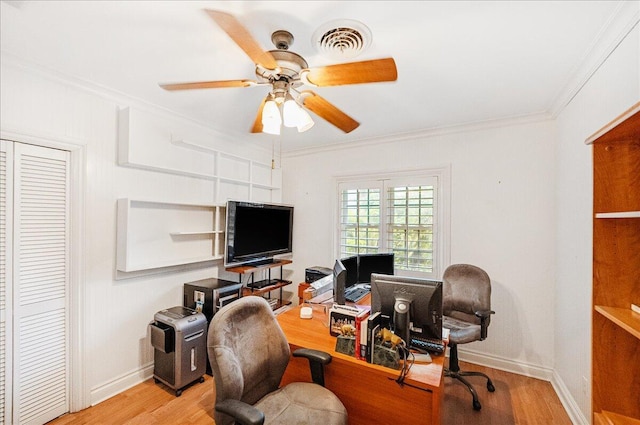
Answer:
[594, 411, 640, 425]
[595, 211, 640, 219]
[595, 305, 640, 340]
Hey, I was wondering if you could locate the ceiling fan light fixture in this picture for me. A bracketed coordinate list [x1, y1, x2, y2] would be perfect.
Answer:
[164, 10, 392, 136]
[283, 93, 303, 128]
[296, 108, 315, 133]
[261, 96, 282, 134]
[262, 120, 281, 135]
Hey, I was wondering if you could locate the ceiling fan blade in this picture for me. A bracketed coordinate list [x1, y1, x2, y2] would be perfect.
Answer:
[302, 58, 398, 87]
[251, 96, 267, 133]
[301, 91, 359, 133]
[204, 9, 278, 71]
[160, 80, 254, 91]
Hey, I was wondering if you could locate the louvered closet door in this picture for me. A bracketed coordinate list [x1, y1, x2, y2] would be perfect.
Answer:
[0, 141, 12, 425]
[11, 143, 70, 425]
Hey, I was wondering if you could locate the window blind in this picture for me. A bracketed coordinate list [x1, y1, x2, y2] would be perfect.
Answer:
[337, 173, 442, 278]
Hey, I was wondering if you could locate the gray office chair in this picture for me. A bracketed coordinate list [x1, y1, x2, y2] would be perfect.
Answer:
[443, 264, 496, 411]
[207, 295, 348, 425]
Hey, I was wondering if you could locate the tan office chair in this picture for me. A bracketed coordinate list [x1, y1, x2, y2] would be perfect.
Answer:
[207, 295, 348, 425]
[443, 264, 496, 411]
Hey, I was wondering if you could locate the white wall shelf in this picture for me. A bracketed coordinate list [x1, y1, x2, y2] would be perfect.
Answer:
[116, 199, 226, 272]
[116, 106, 283, 276]
[118, 107, 282, 204]
[169, 231, 223, 236]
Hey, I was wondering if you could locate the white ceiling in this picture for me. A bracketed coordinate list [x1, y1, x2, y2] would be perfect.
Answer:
[0, 1, 627, 152]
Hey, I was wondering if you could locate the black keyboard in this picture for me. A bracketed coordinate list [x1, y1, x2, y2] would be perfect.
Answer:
[344, 287, 370, 303]
[410, 336, 445, 354]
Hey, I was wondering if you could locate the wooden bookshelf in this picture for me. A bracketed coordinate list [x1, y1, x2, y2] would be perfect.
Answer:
[587, 101, 640, 424]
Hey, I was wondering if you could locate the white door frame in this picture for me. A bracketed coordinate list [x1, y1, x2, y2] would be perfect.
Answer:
[1, 130, 88, 412]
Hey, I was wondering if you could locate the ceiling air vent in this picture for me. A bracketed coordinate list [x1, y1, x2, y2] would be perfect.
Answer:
[312, 19, 372, 60]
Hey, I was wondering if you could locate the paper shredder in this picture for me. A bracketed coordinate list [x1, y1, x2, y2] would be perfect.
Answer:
[150, 306, 207, 396]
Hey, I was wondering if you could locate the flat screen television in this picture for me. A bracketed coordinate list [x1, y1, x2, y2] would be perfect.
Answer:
[224, 201, 294, 267]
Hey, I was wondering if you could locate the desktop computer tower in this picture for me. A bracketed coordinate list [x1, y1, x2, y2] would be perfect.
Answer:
[183, 277, 243, 375]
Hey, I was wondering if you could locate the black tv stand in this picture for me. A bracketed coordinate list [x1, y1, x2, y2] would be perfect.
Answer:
[225, 260, 293, 312]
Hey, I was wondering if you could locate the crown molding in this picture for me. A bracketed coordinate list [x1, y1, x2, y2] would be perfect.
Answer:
[0, 51, 272, 156]
[282, 111, 552, 158]
[548, 0, 640, 117]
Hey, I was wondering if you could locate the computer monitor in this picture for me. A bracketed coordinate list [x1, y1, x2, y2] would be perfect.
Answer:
[357, 253, 394, 284]
[332, 259, 347, 305]
[340, 255, 359, 288]
[370, 273, 443, 348]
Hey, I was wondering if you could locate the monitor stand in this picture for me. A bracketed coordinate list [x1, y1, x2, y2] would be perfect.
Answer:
[393, 298, 411, 346]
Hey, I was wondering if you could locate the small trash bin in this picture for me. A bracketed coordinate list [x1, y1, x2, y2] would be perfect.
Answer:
[150, 306, 207, 396]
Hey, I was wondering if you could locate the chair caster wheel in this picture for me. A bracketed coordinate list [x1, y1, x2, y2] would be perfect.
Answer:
[176, 389, 183, 397]
[473, 400, 482, 410]
[199, 376, 205, 383]
[487, 381, 495, 392]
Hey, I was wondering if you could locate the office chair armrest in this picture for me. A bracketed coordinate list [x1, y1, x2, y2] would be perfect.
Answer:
[293, 348, 332, 387]
[216, 399, 265, 425]
[475, 309, 495, 340]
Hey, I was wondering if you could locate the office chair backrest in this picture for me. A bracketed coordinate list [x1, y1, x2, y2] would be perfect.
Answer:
[442, 264, 492, 325]
[208, 296, 290, 417]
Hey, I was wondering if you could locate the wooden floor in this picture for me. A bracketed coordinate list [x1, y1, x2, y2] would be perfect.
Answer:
[49, 361, 572, 425]
[442, 362, 572, 425]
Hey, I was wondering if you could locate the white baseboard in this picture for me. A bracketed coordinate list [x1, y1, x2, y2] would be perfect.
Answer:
[89, 363, 154, 406]
[457, 347, 554, 381]
[551, 370, 590, 425]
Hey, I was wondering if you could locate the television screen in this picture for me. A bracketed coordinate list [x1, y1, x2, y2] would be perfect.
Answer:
[225, 201, 294, 267]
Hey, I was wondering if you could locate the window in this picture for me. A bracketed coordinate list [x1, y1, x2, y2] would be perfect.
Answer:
[337, 168, 449, 279]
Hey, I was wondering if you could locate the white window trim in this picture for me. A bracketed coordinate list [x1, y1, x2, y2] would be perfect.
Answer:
[333, 166, 451, 279]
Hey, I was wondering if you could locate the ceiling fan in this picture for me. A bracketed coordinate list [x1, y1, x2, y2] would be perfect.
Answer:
[159, 9, 398, 135]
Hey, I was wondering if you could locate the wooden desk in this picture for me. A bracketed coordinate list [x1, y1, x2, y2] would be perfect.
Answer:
[277, 304, 444, 425]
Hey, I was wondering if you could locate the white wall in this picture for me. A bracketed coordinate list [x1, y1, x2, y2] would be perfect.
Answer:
[282, 118, 558, 375]
[0, 57, 276, 406]
[554, 19, 639, 423]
